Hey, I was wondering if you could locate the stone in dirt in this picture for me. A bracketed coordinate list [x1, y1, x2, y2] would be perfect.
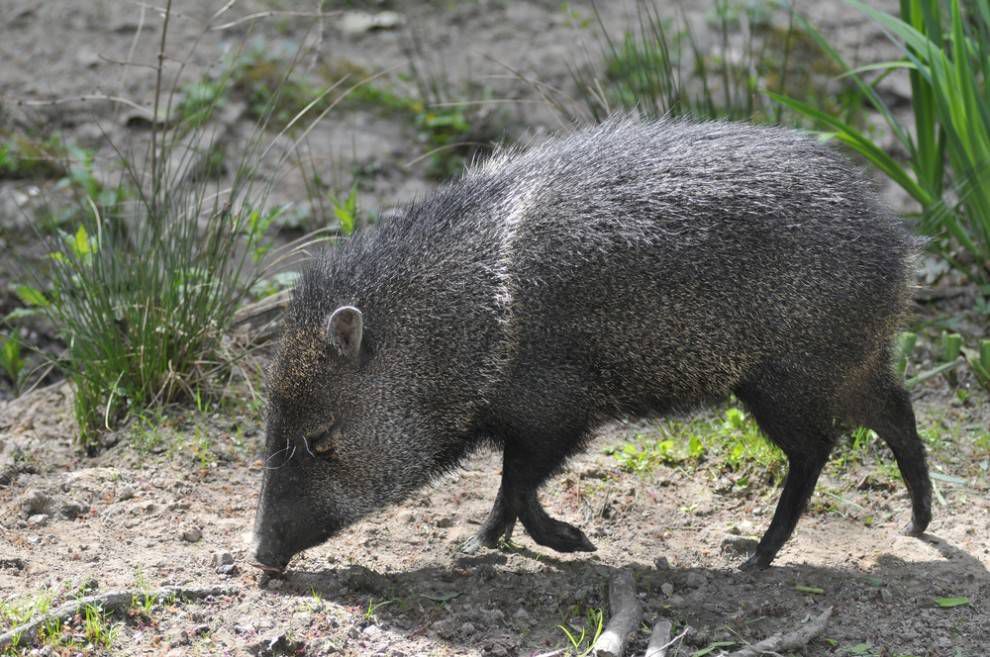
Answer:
[250, 632, 304, 657]
[19, 489, 51, 517]
[27, 513, 49, 528]
[181, 527, 203, 543]
[217, 563, 238, 576]
[60, 499, 88, 519]
[211, 551, 235, 567]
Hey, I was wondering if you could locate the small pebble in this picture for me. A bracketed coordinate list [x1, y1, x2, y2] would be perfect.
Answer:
[20, 489, 51, 517]
[217, 563, 238, 576]
[27, 514, 49, 528]
[661, 582, 675, 596]
[181, 527, 202, 543]
[61, 500, 88, 520]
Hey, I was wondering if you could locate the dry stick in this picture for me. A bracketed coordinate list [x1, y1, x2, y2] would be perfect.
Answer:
[644, 619, 673, 657]
[0, 586, 236, 651]
[149, 0, 173, 221]
[725, 606, 833, 657]
[594, 571, 643, 657]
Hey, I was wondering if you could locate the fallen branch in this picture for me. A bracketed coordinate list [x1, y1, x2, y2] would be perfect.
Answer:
[725, 606, 833, 657]
[0, 586, 236, 651]
[594, 571, 642, 657]
[644, 619, 685, 657]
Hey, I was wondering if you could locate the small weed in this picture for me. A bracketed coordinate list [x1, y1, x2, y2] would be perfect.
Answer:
[130, 412, 168, 454]
[0, 591, 56, 652]
[304, 589, 325, 613]
[974, 432, 990, 456]
[363, 598, 394, 624]
[82, 604, 119, 649]
[191, 426, 215, 470]
[0, 332, 25, 391]
[557, 607, 604, 657]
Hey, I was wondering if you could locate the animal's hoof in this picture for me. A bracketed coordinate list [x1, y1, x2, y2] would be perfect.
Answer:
[459, 534, 496, 555]
[902, 520, 926, 537]
[739, 552, 772, 571]
[531, 520, 597, 553]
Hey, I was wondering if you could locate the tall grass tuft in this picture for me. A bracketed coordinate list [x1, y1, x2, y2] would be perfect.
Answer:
[19, 5, 336, 446]
[568, 0, 858, 125]
[773, 0, 990, 280]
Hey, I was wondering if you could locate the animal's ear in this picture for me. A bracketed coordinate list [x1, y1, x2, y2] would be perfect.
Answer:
[326, 305, 363, 358]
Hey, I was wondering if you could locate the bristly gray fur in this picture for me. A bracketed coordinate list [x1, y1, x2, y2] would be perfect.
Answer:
[255, 116, 929, 570]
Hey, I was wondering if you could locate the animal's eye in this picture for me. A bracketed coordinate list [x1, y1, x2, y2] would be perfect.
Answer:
[305, 418, 336, 456]
[311, 432, 334, 455]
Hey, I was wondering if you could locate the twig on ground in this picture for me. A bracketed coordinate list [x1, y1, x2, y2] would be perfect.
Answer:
[644, 619, 688, 657]
[593, 571, 643, 657]
[724, 606, 833, 657]
[0, 586, 236, 651]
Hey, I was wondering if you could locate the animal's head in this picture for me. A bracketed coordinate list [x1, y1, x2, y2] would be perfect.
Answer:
[252, 305, 406, 572]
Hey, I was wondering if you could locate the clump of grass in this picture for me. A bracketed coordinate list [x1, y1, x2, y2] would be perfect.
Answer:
[0, 591, 55, 653]
[569, 0, 858, 124]
[82, 604, 119, 650]
[557, 606, 605, 657]
[15, 7, 316, 447]
[774, 0, 990, 281]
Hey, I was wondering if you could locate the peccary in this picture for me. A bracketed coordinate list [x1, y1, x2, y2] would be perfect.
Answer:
[253, 117, 932, 572]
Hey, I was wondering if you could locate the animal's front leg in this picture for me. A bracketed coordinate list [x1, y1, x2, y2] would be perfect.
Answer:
[461, 478, 516, 554]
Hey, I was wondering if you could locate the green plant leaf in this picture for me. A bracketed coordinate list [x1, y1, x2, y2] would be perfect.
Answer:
[795, 584, 825, 595]
[934, 596, 970, 608]
[14, 285, 49, 308]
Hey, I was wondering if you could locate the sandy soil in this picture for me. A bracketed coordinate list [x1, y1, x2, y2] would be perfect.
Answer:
[1, 378, 988, 657]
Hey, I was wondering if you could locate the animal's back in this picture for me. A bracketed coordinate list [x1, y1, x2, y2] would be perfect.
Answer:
[466, 118, 916, 416]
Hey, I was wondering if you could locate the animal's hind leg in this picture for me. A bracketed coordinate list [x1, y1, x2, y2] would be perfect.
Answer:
[736, 378, 837, 569]
[852, 371, 931, 536]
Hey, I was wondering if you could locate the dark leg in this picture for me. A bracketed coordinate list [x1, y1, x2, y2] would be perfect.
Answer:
[740, 450, 830, 569]
[464, 428, 596, 554]
[502, 435, 596, 553]
[461, 479, 516, 554]
[736, 374, 836, 569]
[856, 375, 932, 536]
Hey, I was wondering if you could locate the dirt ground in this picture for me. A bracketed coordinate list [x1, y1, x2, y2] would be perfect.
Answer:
[1, 377, 989, 657]
[1, 1, 989, 656]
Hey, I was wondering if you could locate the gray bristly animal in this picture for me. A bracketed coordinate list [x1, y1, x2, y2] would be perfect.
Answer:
[252, 116, 932, 573]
